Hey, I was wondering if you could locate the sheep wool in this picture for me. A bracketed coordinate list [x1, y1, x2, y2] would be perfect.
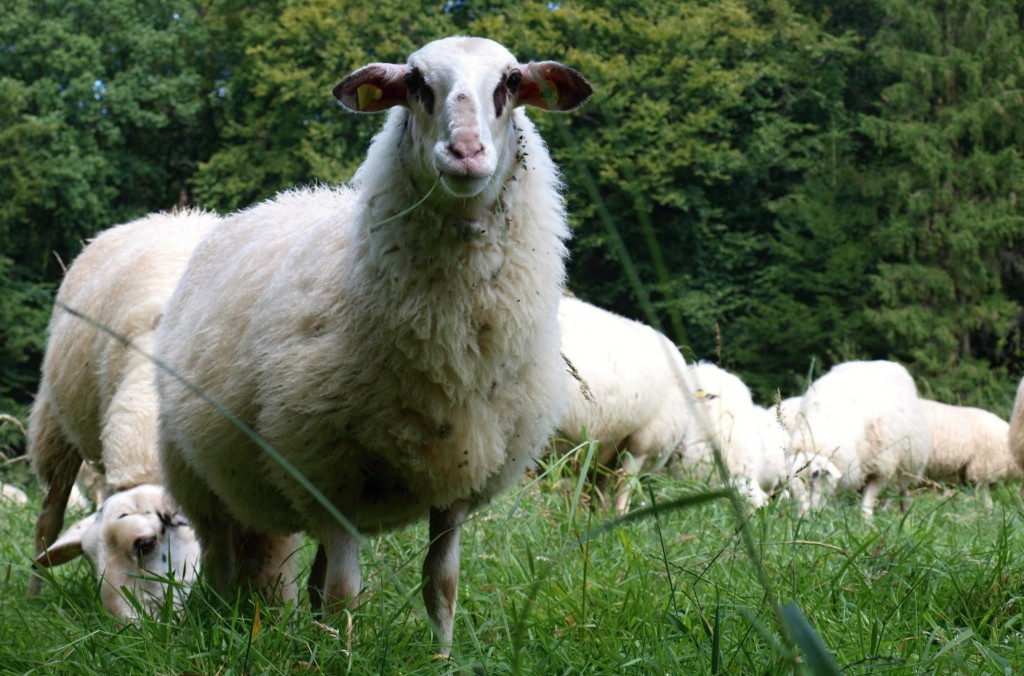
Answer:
[555, 296, 690, 514]
[920, 399, 1019, 484]
[788, 360, 932, 518]
[26, 209, 214, 616]
[674, 362, 776, 507]
[156, 36, 592, 652]
[1011, 377, 1024, 475]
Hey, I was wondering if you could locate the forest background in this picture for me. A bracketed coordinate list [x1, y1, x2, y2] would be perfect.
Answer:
[2, 0, 1023, 454]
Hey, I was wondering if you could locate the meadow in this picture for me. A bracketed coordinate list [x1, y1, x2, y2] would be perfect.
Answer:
[2, 448, 1023, 675]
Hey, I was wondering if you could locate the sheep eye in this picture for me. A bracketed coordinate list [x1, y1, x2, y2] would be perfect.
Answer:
[404, 68, 434, 114]
[506, 70, 522, 92]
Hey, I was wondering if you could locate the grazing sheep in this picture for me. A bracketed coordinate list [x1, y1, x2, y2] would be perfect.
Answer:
[787, 360, 932, 518]
[156, 36, 591, 652]
[37, 484, 199, 619]
[673, 362, 780, 507]
[1011, 377, 1024, 475]
[920, 399, 1020, 485]
[27, 210, 214, 617]
[555, 296, 690, 515]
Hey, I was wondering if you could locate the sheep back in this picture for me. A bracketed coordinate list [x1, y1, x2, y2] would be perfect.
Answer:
[790, 360, 932, 492]
[28, 210, 217, 493]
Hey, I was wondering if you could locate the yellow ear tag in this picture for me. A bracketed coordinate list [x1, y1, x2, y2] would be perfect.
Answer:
[695, 389, 708, 399]
[357, 83, 383, 110]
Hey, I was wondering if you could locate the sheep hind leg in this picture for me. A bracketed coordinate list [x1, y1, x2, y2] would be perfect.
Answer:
[236, 531, 302, 607]
[860, 475, 884, 519]
[28, 404, 81, 595]
[423, 501, 468, 657]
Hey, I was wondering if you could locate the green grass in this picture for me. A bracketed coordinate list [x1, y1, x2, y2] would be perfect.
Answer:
[2, 457, 1024, 674]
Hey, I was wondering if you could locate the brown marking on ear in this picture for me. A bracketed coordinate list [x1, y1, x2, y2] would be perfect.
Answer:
[516, 62, 593, 112]
[333, 63, 410, 113]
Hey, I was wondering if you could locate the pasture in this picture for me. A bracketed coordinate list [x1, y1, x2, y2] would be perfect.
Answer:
[2, 451, 1023, 674]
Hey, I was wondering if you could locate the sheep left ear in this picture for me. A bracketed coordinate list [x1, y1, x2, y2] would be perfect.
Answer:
[333, 63, 409, 113]
[516, 62, 593, 112]
[35, 513, 97, 568]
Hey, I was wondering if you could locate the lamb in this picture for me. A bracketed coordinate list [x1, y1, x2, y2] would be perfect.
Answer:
[27, 210, 212, 619]
[554, 296, 691, 515]
[920, 399, 1020, 485]
[672, 362, 782, 507]
[155, 36, 592, 653]
[1011, 376, 1024, 475]
[787, 360, 932, 518]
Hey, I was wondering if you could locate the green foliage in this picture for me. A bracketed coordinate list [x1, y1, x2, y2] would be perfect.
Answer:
[4, 464, 1024, 672]
[1, 0, 1023, 432]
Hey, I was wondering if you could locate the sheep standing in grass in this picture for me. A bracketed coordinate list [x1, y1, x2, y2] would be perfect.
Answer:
[920, 399, 1019, 485]
[27, 211, 211, 618]
[673, 362, 781, 507]
[156, 37, 591, 652]
[787, 360, 932, 518]
[555, 297, 690, 515]
[1011, 377, 1024, 475]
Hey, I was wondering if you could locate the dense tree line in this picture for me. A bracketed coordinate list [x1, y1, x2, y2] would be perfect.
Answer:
[2, 0, 1022, 453]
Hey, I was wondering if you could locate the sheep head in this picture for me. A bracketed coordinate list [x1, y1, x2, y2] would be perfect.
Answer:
[333, 36, 592, 199]
[35, 484, 200, 620]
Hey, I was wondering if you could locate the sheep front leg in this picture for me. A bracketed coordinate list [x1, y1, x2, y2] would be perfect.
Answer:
[423, 501, 468, 657]
[860, 476, 884, 519]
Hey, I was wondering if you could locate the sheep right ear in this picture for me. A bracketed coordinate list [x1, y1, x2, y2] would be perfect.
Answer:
[35, 513, 97, 568]
[334, 64, 409, 112]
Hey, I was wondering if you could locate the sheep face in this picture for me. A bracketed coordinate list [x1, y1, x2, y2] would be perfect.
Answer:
[35, 484, 199, 620]
[333, 36, 592, 198]
[787, 451, 841, 516]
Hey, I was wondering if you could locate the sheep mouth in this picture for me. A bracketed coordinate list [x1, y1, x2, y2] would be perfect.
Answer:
[438, 170, 492, 198]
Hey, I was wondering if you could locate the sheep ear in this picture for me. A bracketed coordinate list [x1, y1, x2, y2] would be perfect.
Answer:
[516, 62, 593, 112]
[334, 63, 409, 112]
[35, 513, 97, 568]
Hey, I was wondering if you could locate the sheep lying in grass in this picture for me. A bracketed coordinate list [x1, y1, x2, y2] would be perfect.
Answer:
[1, 483, 29, 506]
[555, 296, 690, 515]
[673, 362, 782, 507]
[156, 36, 591, 652]
[1011, 377, 1024, 476]
[920, 399, 1019, 485]
[27, 210, 212, 619]
[788, 360, 932, 518]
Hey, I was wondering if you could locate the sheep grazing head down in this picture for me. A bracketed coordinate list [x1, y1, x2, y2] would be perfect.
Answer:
[334, 36, 592, 199]
[35, 484, 199, 620]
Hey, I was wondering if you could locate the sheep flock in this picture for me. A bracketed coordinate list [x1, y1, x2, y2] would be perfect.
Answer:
[7, 35, 1024, 654]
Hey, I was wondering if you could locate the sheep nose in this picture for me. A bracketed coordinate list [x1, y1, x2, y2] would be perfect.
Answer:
[448, 135, 484, 161]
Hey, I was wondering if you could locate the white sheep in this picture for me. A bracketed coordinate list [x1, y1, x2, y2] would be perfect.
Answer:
[673, 362, 780, 507]
[759, 397, 843, 515]
[155, 36, 592, 652]
[27, 210, 212, 618]
[920, 399, 1020, 485]
[1010, 376, 1024, 476]
[787, 360, 932, 518]
[1, 483, 29, 506]
[554, 296, 690, 515]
